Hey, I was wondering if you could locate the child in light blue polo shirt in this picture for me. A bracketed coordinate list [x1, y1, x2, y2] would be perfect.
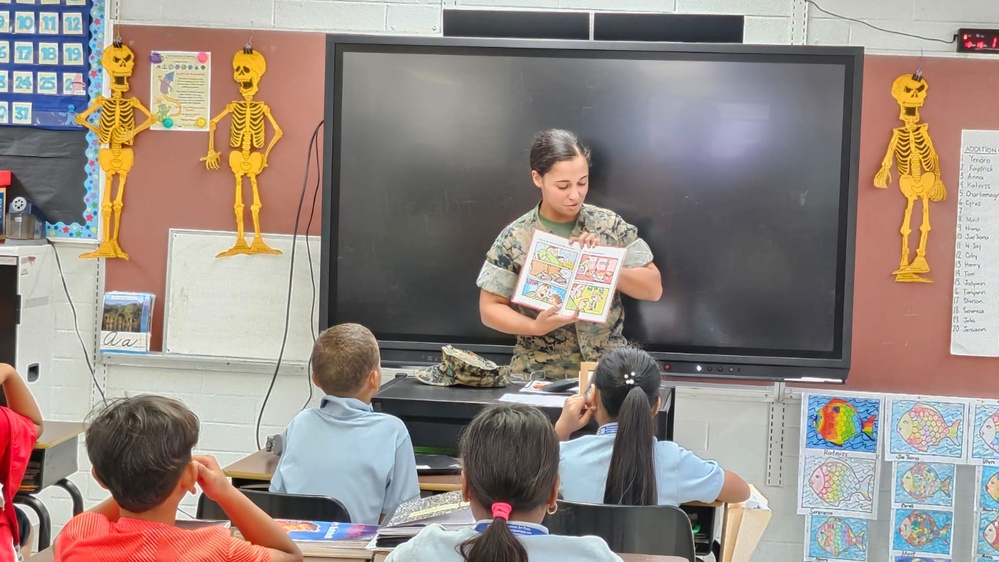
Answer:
[387, 404, 620, 562]
[270, 323, 419, 525]
[555, 347, 751, 506]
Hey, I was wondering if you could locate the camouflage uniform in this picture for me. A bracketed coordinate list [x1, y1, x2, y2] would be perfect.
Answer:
[476, 203, 655, 380]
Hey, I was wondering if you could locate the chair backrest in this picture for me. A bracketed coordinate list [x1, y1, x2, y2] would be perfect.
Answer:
[543, 500, 696, 562]
[196, 489, 352, 523]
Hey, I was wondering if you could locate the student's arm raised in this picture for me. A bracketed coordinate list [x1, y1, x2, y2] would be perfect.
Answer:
[194, 455, 302, 562]
[0, 363, 43, 435]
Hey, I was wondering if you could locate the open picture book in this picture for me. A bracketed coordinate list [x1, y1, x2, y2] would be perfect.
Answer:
[512, 230, 626, 323]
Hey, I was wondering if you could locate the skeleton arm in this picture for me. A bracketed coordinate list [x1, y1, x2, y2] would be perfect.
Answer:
[262, 104, 282, 165]
[127, 98, 157, 141]
[74, 96, 104, 136]
[875, 129, 900, 188]
[201, 104, 234, 169]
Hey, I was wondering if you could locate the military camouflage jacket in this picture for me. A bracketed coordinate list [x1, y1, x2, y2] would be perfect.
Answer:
[476, 203, 654, 380]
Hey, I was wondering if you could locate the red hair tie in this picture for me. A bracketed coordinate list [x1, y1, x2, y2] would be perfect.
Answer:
[491, 502, 512, 521]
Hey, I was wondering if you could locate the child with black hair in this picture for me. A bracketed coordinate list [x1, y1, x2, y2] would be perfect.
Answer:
[386, 404, 621, 562]
[556, 347, 750, 506]
[55, 395, 301, 562]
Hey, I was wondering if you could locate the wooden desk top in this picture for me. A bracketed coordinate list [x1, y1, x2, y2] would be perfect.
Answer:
[224, 450, 463, 493]
[35, 421, 86, 449]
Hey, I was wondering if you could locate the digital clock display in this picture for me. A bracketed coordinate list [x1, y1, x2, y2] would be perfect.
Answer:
[959, 28, 999, 52]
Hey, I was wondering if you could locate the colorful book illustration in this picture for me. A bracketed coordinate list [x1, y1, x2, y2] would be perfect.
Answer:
[511, 230, 626, 323]
[275, 520, 378, 552]
[99, 292, 155, 353]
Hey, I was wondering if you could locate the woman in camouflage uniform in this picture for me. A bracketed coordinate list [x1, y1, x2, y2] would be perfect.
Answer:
[476, 130, 663, 380]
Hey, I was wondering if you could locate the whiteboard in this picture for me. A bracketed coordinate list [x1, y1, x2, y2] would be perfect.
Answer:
[164, 229, 320, 360]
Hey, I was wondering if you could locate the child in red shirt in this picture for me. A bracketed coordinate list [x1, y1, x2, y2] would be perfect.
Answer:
[54, 395, 301, 562]
[0, 364, 42, 562]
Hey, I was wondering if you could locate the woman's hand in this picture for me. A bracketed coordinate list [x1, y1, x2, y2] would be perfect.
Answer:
[568, 231, 600, 248]
[531, 305, 577, 336]
[555, 394, 593, 440]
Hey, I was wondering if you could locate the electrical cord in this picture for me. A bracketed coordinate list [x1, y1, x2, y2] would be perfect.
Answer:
[254, 119, 324, 450]
[50, 241, 107, 403]
[300, 132, 322, 411]
[805, 0, 958, 45]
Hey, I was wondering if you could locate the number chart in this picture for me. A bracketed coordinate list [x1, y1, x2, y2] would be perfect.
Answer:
[0, 0, 93, 129]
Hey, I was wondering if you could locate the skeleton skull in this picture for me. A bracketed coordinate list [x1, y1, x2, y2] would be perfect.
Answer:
[891, 74, 928, 119]
[232, 49, 267, 98]
[102, 43, 135, 92]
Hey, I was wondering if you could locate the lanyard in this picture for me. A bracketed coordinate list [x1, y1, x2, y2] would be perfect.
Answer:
[473, 521, 548, 536]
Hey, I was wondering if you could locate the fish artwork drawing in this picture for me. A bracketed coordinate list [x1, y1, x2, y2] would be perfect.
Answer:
[987, 472, 999, 504]
[810, 459, 874, 506]
[812, 398, 877, 446]
[900, 463, 952, 503]
[980, 411, 999, 454]
[985, 516, 999, 552]
[896, 403, 961, 453]
[898, 511, 950, 549]
[815, 517, 866, 557]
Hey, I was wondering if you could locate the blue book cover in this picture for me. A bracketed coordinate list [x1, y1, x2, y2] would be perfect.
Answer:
[276, 520, 379, 543]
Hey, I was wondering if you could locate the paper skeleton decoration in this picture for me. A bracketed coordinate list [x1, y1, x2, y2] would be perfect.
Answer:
[75, 42, 155, 259]
[875, 74, 946, 283]
[202, 47, 283, 258]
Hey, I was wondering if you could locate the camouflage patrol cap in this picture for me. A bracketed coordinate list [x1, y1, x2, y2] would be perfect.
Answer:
[416, 346, 508, 388]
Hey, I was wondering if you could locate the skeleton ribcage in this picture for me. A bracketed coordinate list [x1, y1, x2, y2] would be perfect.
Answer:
[895, 128, 935, 175]
[99, 99, 135, 145]
[230, 102, 265, 149]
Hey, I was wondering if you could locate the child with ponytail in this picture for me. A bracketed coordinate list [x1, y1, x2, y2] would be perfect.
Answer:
[387, 404, 621, 562]
[556, 346, 750, 506]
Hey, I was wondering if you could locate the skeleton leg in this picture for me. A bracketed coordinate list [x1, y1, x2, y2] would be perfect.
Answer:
[216, 174, 252, 257]
[248, 174, 281, 255]
[80, 149, 119, 259]
[893, 196, 915, 273]
[109, 171, 130, 259]
[909, 196, 932, 273]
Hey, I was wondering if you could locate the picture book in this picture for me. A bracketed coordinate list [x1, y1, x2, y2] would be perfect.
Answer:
[100, 292, 155, 354]
[511, 230, 626, 323]
[275, 520, 378, 551]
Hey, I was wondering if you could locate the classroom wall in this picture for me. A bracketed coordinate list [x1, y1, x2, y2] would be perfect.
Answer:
[33, 1, 999, 559]
[119, 0, 999, 55]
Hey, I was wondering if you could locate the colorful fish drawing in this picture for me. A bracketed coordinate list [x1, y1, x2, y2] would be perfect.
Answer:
[898, 511, 950, 549]
[980, 412, 999, 454]
[987, 472, 999, 503]
[809, 459, 874, 506]
[985, 517, 999, 551]
[812, 398, 876, 446]
[900, 463, 952, 503]
[815, 517, 866, 557]
[896, 403, 962, 452]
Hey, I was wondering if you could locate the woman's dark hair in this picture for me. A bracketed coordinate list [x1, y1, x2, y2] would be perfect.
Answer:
[459, 404, 560, 562]
[529, 129, 591, 176]
[594, 346, 661, 505]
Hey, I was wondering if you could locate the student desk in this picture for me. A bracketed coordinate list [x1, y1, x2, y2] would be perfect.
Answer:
[371, 375, 675, 452]
[28, 547, 686, 562]
[14, 421, 87, 550]
[223, 450, 463, 493]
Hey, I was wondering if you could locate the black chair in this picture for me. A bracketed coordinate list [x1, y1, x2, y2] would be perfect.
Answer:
[543, 500, 697, 562]
[196, 489, 352, 523]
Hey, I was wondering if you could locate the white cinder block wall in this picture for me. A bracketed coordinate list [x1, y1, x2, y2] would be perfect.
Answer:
[38, 0, 999, 559]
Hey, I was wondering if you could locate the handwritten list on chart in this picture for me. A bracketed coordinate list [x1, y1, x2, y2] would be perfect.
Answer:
[951, 130, 999, 357]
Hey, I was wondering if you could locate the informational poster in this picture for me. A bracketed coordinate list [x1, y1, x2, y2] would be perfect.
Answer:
[149, 50, 210, 131]
[951, 130, 999, 357]
[0, 0, 92, 128]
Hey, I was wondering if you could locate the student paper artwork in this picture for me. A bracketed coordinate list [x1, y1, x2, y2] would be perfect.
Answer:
[511, 230, 625, 323]
[887, 398, 969, 463]
[978, 466, 999, 513]
[802, 394, 882, 455]
[977, 510, 999, 559]
[891, 558, 950, 562]
[971, 400, 999, 465]
[804, 514, 867, 562]
[798, 454, 877, 517]
[890, 508, 953, 558]
[892, 462, 955, 509]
